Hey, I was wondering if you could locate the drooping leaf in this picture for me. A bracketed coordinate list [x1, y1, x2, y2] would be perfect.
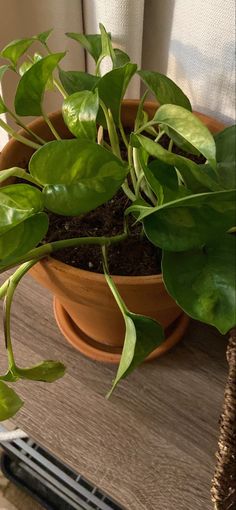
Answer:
[15, 360, 66, 382]
[66, 32, 102, 62]
[0, 381, 23, 421]
[97, 63, 137, 124]
[14, 52, 65, 116]
[29, 139, 128, 215]
[162, 235, 236, 334]
[0, 213, 49, 269]
[103, 264, 164, 396]
[59, 69, 99, 95]
[154, 105, 216, 169]
[138, 70, 192, 111]
[35, 29, 53, 44]
[215, 126, 236, 189]
[0, 65, 9, 113]
[132, 134, 222, 192]
[62, 89, 99, 140]
[0, 38, 34, 68]
[143, 190, 236, 251]
[0, 184, 44, 235]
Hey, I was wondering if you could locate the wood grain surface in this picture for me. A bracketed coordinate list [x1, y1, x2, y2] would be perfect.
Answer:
[0, 270, 227, 510]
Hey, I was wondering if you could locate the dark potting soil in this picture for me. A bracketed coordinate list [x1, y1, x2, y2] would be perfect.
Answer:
[44, 133, 205, 276]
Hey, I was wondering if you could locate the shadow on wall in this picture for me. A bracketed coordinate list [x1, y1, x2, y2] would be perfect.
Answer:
[169, 39, 235, 124]
[142, 0, 175, 74]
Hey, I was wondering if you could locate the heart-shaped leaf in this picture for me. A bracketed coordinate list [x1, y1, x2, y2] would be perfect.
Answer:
[1, 38, 34, 68]
[138, 70, 192, 111]
[0, 184, 44, 235]
[162, 235, 236, 334]
[113, 48, 130, 68]
[97, 63, 137, 124]
[0, 381, 23, 421]
[0, 213, 48, 269]
[107, 312, 164, 396]
[15, 52, 65, 116]
[145, 159, 190, 204]
[132, 134, 222, 192]
[215, 126, 236, 189]
[143, 190, 236, 251]
[29, 139, 127, 215]
[154, 105, 216, 169]
[62, 89, 99, 140]
[99, 23, 115, 66]
[15, 360, 66, 382]
[59, 69, 99, 96]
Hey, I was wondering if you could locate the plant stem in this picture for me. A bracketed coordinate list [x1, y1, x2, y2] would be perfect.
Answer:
[0, 118, 40, 150]
[41, 109, 61, 140]
[101, 246, 127, 315]
[119, 120, 129, 150]
[99, 100, 121, 158]
[53, 78, 68, 99]
[0, 232, 128, 275]
[168, 139, 173, 152]
[3, 260, 39, 371]
[154, 129, 165, 143]
[6, 108, 46, 145]
[128, 145, 137, 190]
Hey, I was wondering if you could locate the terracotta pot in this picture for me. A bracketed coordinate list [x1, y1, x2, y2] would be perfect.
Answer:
[0, 101, 224, 362]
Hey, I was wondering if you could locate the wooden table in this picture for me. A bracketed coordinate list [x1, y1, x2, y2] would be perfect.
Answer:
[0, 270, 227, 510]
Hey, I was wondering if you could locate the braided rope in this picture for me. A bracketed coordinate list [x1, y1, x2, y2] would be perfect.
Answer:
[211, 328, 236, 509]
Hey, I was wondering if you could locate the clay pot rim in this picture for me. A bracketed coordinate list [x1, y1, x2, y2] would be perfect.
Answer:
[39, 256, 163, 284]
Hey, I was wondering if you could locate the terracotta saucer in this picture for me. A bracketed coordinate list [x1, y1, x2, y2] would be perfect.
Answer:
[53, 297, 190, 364]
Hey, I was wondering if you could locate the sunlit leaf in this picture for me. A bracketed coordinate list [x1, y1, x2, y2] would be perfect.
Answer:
[62, 89, 99, 140]
[66, 32, 102, 62]
[154, 105, 216, 169]
[0, 184, 44, 235]
[29, 139, 128, 215]
[162, 235, 236, 334]
[35, 29, 53, 44]
[0, 38, 34, 68]
[0, 65, 9, 113]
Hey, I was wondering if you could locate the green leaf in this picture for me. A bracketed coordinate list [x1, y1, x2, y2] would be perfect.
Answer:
[143, 190, 236, 251]
[138, 70, 192, 111]
[0, 38, 34, 68]
[35, 29, 53, 44]
[132, 134, 222, 192]
[0, 65, 9, 113]
[215, 126, 236, 189]
[99, 23, 115, 65]
[62, 89, 99, 140]
[14, 52, 65, 116]
[113, 48, 130, 68]
[145, 159, 190, 204]
[66, 32, 102, 62]
[29, 139, 127, 215]
[0, 184, 44, 235]
[19, 53, 43, 77]
[15, 360, 66, 382]
[97, 63, 137, 124]
[0, 213, 48, 269]
[59, 69, 99, 95]
[0, 381, 23, 421]
[103, 263, 164, 396]
[162, 235, 236, 334]
[154, 105, 216, 169]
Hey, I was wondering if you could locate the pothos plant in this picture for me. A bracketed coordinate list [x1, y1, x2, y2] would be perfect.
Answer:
[0, 25, 235, 422]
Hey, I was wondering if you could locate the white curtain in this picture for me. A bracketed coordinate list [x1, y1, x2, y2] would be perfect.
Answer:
[0, 0, 235, 148]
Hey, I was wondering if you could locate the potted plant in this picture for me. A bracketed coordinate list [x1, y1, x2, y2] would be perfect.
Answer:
[0, 25, 235, 507]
